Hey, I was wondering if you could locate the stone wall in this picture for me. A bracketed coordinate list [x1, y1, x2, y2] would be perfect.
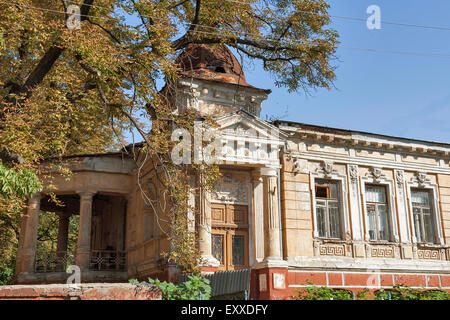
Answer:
[0, 283, 161, 300]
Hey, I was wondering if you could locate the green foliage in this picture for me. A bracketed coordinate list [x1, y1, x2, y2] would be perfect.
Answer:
[375, 285, 450, 300]
[292, 281, 450, 300]
[36, 212, 78, 258]
[0, 161, 41, 200]
[131, 275, 211, 300]
[293, 281, 353, 300]
[0, 263, 14, 285]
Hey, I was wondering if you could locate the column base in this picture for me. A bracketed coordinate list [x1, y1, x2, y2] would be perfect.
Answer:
[251, 259, 288, 300]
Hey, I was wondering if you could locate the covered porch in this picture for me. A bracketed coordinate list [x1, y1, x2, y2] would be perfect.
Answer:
[15, 192, 128, 284]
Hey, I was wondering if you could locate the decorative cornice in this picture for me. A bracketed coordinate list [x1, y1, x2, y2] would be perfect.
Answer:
[279, 126, 450, 159]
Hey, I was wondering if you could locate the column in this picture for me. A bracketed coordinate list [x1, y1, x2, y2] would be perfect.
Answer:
[20, 192, 42, 273]
[76, 191, 95, 270]
[56, 212, 70, 270]
[261, 167, 282, 261]
[252, 170, 265, 263]
[251, 167, 288, 300]
[198, 181, 219, 268]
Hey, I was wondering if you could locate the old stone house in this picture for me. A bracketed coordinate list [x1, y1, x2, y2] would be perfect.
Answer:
[14, 44, 450, 299]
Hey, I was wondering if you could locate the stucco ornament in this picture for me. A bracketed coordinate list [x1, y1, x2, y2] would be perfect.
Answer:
[367, 166, 386, 183]
[211, 173, 248, 203]
[349, 165, 358, 183]
[415, 172, 431, 186]
[395, 170, 404, 187]
[318, 160, 337, 177]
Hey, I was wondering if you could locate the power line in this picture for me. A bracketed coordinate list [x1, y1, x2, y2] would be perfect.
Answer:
[0, 1, 121, 22]
[186, 29, 450, 60]
[2, 1, 450, 61]
[65, 0, 450, 32]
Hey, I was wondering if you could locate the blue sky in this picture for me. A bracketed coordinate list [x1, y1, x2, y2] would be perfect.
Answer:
[248, 0, 450, 143]
[124, 0, 450, 144]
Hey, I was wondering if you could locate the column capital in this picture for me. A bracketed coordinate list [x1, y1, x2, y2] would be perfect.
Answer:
[251, 169, 263, 182]
[260, 167, 279, 177]
[77, 190, 96, 199]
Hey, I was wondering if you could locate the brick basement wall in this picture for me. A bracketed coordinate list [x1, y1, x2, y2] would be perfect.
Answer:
[281, 270, 450, 298]
[0, 283, 161, 300]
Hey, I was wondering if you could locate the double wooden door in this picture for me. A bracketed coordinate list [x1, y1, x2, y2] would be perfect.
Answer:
[211, 203, 249, 271]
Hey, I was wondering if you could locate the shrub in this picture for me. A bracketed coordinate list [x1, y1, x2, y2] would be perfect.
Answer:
[129, 275, 211, 300]
[375, 285, 450, 300]
[293, 280, 353, 300]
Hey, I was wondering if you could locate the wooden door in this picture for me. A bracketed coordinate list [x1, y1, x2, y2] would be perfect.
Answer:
[211, 203, 249, 271]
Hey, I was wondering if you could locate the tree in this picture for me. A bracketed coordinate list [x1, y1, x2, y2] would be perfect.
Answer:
[0, 0, 339, 275]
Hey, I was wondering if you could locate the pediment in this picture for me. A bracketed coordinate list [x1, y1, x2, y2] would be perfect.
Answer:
[216, 110, 287, 141]
[213, 111, 285, 166]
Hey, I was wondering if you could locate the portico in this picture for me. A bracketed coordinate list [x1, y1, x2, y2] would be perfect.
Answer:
[14, 155, 135, 284]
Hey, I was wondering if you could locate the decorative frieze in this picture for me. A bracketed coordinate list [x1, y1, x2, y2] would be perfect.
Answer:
[369, 245, 396, 258]
[319, 244, 345, 256]
[417, 249, 441, 260]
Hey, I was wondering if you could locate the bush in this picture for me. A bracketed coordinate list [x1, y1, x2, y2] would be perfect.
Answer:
[293, 280, 353, 300]
[292, 280, 450, 300]
[375, 285, 450, 300]
[129, 275, 211, 300]
[0, 265, 14, 285]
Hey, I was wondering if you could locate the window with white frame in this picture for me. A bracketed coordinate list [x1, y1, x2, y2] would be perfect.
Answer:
[411, 189, 435, 243]
[365, 185, 390, 241]
[315, 180, 341, 239]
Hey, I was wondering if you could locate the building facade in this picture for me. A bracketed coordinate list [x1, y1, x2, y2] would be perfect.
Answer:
[14, 44, 450, 299]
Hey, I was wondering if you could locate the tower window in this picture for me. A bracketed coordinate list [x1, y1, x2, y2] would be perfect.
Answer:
[215, 66, 226, 73]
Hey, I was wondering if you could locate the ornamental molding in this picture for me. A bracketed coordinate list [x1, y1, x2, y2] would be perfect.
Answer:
[410, 172, 432, 187]
[211, 173, 249, 203]
[365, 166, 387, 183]
[283, 152, 450, 175]
[417, 249, 441, 260]
[316, 160, 338, 178]
[395, 169, 405, 187]
[368, 244, 399, 259]
[318, 244, 346, 257]
[349, 164, 358, 184]
[278, 125, 449, 158]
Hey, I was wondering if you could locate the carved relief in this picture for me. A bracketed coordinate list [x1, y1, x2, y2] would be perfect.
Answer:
[349, 165, 358, 183]
[319, 244, 345, 256]
[395, 170, 404, 187]
[317, 160, 337, 178]
[412, 172, 431, 187]
[366, 167, 386, 183]
[370, 245, 395, 258]
[211, 173, 248, 203]
[417, 249, 441, 260]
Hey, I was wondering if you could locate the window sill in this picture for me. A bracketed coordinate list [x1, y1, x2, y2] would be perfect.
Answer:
[416, 243, 447, 249]
[315, 238, 347, 244]
[368, 240, 397, 245]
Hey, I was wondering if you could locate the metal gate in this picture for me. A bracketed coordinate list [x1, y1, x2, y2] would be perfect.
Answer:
[179, 269, 251, 299]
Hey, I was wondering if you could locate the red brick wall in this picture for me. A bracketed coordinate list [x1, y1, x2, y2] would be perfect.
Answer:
[280, 270, 450, 299]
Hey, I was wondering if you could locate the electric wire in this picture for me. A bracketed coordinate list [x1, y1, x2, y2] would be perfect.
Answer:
[2, 1, 450, 60]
